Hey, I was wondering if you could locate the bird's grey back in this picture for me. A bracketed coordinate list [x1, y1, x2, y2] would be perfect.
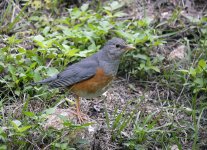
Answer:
[35, 38, 124, 88]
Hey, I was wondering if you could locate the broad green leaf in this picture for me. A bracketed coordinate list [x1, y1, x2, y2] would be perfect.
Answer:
[33, 35, 45, 42]
[34, 40, 46, 48]
[0, 62, 5, 67]
[18, 48, 26, 54]
[100, 21, 112, 31]
[63, 29, 72, 36]
[135, 35, 149, 44]
[140, 63, 145, 69]
[70, 8, 82, 20]
[198, 59, 206, 68]
[62, 44, 70, 51]
[66, 49, 79, 57]
[110, 1, 124, 11]
[7, 35, 22, 45]
[189, 68, 196, 77]
[14, 90, 20, 96]
[44, 39, 55, 48]
[46, 67, 59, 77]
[137, 18, 152, 27]
[194, 78, 204, 87]
[8, 64, 15, 75]
[114, 30, 134, 41]
[19, 73, 26, 77]
[81, 3, 89, 12]
[0, 145, 7, 150]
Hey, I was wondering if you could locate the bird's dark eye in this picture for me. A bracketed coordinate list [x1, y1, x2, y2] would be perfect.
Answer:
[116, 44, 120, 48]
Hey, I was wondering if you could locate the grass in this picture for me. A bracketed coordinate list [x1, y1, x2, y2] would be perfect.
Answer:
[0, 0, 207, 149]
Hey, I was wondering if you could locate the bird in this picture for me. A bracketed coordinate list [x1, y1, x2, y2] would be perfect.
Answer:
[34, 37, 135, 122]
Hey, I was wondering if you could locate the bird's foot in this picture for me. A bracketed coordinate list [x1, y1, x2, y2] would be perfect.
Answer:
[70, 108, 88, 123]
[76, 111, 88, 123]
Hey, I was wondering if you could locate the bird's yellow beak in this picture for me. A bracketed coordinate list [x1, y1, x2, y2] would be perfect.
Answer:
[124, 44, 136, 51]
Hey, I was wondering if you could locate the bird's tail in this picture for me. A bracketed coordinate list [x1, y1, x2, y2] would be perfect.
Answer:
[31, 75, 57, 85]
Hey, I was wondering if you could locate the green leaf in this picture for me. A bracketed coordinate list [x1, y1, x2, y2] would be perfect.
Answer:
[110, 1, 124, 11]
[194, 78, 204, 87]
[134, 54, 148, 60]
[33, 71, 42, 82]
[19, 73, 26, 78]
[11, 120, 21, 128]
[62, 44, 70, 50]
[46, 67, 59, 77]
[178, 69, 189, 74]
[114, 30, 134, 42]
[29, 16, 40, 21]
[66, 49, 79, 57]
[81, 3, 89, 12]
[113, 12, 127, 17]
[198, 59, 206, 68]
[150, 66, 160, 72]
[140, 63, 145, 69]
[0, 145, 7, 150]
[0, 62, 5, 68]
[18, 125, 32, 132]
[137, 18, 151, 27]
[70, 8, 82, 20]
[135, 35, 149, 44]
[23, 111, 35, 117]
[14, 90, 20, 96]
[45, 107, 56, 115]
[62, 28, 72, 36]
[34, 40, 46, 48]
[42, 26, 50, 36]
[8, 64, 16, 75]
[18, 48, 26, 54]
[33, 35, 45, 42]
[189, 68, 196, 77]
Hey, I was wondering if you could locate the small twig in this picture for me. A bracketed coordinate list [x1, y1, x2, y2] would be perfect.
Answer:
[12, 103, 23, 115]
[155, 83, 161, 103]
[201, 3, 207, 14]
[24, 138, 41, 150]
[175, 75, 190, 104]
[137, 80, 159, 84]
[174, 115, 186, 128]
[55, 99, 66, 107]
[11, 4, 16, 22]
[46, 58, 54, 68]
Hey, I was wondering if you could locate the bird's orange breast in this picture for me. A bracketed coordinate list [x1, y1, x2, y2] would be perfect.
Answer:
[70, 68, 113, 98]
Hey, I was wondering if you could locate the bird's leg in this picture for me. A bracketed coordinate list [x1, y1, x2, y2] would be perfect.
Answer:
[75, 95, 87, 123]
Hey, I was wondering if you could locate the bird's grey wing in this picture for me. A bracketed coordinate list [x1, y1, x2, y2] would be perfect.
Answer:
[48, 59, 98, 88]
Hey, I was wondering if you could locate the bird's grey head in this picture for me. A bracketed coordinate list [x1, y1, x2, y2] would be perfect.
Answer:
[102, 37, 135, 60]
